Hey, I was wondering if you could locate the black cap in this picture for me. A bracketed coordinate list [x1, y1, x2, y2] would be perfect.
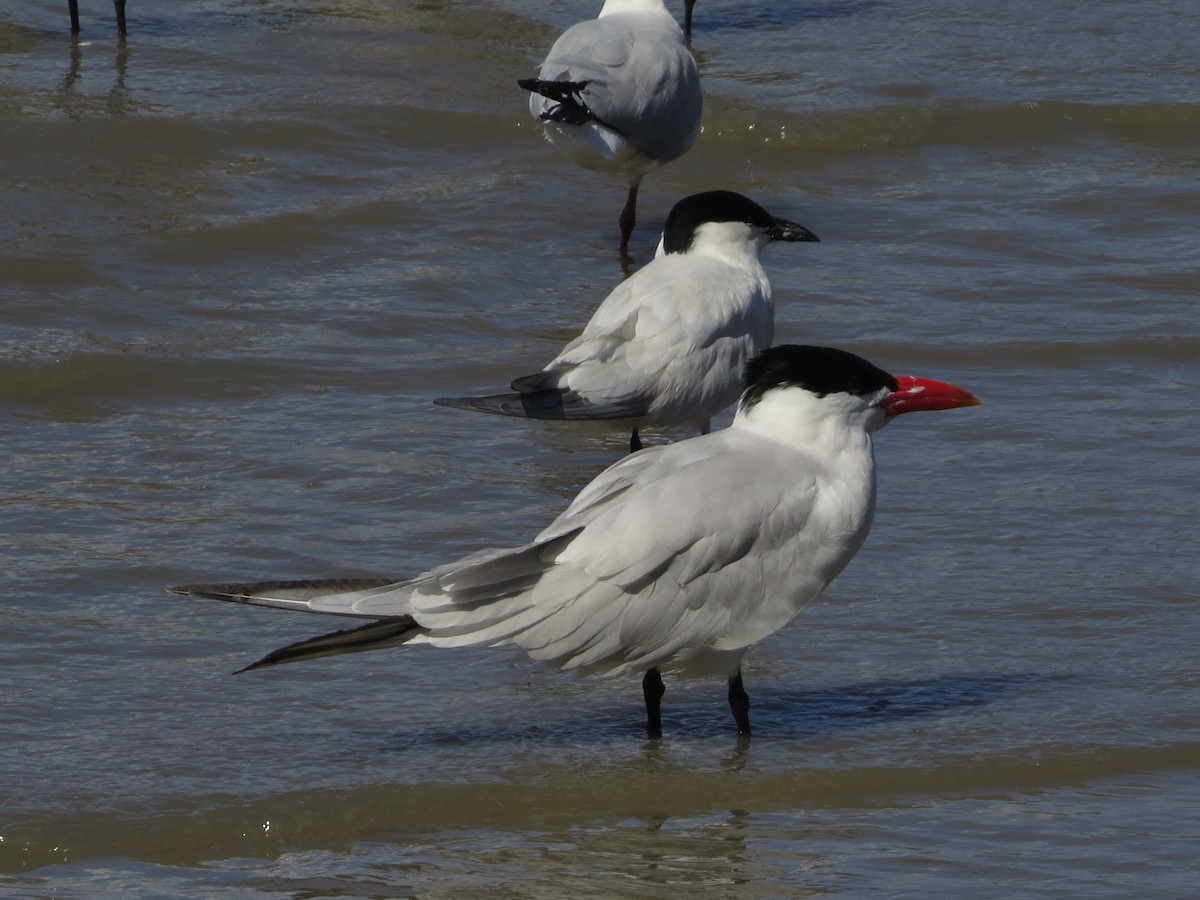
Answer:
[740, 345, 898, 411]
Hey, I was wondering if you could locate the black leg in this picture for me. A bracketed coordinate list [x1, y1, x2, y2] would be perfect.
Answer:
[68, 0, 81, 33]
[115, 0, 127, 35]
[618, 183, 638, 257]
[630, 428, 642, 453]
[643, 667, 665, 738]
[728, 669, 752, 737]
[684, 0, 696, 41]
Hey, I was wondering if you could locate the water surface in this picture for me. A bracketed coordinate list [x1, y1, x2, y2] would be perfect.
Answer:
[2, 0, 1198, 895]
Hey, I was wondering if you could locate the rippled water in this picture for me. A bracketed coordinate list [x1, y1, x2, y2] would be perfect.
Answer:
[2, 0, 1198, 895]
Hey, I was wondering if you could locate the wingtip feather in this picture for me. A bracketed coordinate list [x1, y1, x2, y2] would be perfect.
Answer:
[434, 390, 648, 422]
[166, 577, 399, 611]
[234, 616, 424, 672]
[433, 390, 569, 420]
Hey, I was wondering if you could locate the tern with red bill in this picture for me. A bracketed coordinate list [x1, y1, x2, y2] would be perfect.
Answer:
[170, 345, 981, 738]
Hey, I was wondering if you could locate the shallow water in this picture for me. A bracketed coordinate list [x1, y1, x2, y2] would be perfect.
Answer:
[2, 0, 1198, 895]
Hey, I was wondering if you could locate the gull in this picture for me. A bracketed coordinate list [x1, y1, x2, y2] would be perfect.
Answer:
[170, 344, 981, 738]
[520, 0, 702, 255]
[434, 190, 819, 452]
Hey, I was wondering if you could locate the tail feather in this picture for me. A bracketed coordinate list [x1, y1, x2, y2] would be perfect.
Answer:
[167, 577, 398, 614]
[237, 616, 424, 672]
[433, 390, 648, 422]
[518, 78, 596, 126]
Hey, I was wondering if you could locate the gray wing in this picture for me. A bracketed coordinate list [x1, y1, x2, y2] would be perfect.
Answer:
[535, 12, 701, 161]
[529, 254, 771, 425]
[475, 433, 830, 675]
[171, 434, 838, 678]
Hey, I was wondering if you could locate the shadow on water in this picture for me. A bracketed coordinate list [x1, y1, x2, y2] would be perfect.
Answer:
[368, 670, 1037, 751]
[747, 671, 1033, 738]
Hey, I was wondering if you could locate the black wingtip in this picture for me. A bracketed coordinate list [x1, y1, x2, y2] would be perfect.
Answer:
[518, 78, 597, 126]
[434, 389, 650, 422]
[167, 583, 232, 601]
[432, 394, 537, 417]
[518, 78, 589, 101]
[432, 395, 476, 411]
[432, 390, 573, 420]
[234, 616, 423, 673]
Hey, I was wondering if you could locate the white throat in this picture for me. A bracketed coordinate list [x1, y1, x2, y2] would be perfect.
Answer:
[685, 220, 772, 270]
[733, 386, 886, 458]
[599, 0, 672, 18]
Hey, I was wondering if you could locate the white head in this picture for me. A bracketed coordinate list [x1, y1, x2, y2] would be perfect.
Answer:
[598, 0, 673, 18]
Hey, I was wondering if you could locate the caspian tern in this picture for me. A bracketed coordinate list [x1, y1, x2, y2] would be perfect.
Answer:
[170, 345, 981, 738]
[520, 0, 702, 255]
[435, 190, 819, 452]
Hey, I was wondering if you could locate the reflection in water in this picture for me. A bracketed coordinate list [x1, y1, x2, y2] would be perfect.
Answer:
[59, 33, 130, 117]
[241, 807, 786, 896]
